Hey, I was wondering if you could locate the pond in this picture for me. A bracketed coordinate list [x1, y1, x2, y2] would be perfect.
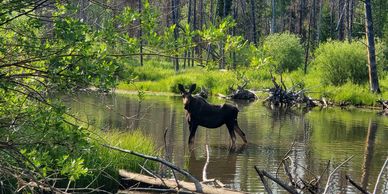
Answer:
[65, 92, 388, 193]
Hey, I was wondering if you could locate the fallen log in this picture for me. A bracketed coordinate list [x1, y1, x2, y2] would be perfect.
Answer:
[118, 170, 244, 194]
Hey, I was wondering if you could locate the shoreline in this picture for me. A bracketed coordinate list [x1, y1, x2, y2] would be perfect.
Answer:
[99, 88, 384, 112]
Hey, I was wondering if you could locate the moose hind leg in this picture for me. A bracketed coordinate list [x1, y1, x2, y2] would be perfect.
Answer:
[226, 122, 237, 146]
[234, 120, 248, 143]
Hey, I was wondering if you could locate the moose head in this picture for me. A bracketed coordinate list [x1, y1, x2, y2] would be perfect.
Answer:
[178, 84, 196, 108]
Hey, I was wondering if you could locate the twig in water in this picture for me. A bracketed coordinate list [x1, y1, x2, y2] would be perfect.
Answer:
[373, 157, 388, 194]
[323, 156, 354, 194]
[276, 141, 296, 177]
[345, 175, 369, 194]
[202, 144, 211, 182]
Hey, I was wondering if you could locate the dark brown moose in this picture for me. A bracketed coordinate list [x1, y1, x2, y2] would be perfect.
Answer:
[178, 84, 248, 147]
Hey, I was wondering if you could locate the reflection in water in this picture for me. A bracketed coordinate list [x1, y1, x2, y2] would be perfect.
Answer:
[188, 144, 246, 186]
[66, 93, 388, 193]
[361, 119, 378, 190]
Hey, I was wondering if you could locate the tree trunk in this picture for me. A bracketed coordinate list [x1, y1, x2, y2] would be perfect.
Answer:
[138, 0, 143, 66]
[304, 2, 313, 74]
[330, 0, 334, 39]
[271, 0, 276, 33]
[250, 0, 257, 45]
[311, 0, 317, 49]
[193, 0, 197, 67]
[232, 4, 237, 69]
[199, 0, 204, 66]
[299, 0, 305, 40]
[338, 0, 345, 40]
[172, 0, 179, 71]
[348, 0, 354, 42]
[364, 0, 380, 93]
[187, 0, 192, 67]
[316, 0, 322, 44]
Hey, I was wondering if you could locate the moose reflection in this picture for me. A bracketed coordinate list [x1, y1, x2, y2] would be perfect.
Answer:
[178, 84, 248, 147]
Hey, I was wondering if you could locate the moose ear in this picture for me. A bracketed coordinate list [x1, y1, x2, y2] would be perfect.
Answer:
[188, 84, 196, 93]
[178, 84, 186, 93]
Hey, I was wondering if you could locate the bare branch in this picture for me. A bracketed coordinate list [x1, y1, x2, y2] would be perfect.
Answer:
[102, 144, 203, 193]
[323, 156, 354, 194]
[254, 166, 273, 194]
[373, 157, 388, 194]
[346, 175, 369, 194]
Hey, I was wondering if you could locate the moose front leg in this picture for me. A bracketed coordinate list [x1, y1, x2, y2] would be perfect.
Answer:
[188, 123, 198, 146]
[226, 122, 237, 148]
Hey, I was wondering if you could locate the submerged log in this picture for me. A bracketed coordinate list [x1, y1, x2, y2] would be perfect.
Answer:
[118, 170, 244, 194]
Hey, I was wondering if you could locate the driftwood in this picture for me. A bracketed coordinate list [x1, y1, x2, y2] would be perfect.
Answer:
[227, 79, 257, 100]
[103, 144, 203, 192]
[196, 87, 209, 99]
[118, 170, 244, 194]
[254, 142, 381, 194]
[264, 73, 316, 108]
[254, 166, 273, 194]
[254, 166, 299, 194]
[377, 100, 388, 115]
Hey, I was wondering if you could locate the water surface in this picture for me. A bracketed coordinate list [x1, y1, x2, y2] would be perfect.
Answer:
[65, 92, 388, 193]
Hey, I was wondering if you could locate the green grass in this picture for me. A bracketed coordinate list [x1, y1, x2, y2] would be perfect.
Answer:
[117, 60, 388, 107]
[96, 129, 158, 171]
[76, 129, 158, 192]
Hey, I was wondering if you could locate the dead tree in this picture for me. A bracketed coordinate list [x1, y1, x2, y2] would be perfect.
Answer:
[264, 73, 316, 108]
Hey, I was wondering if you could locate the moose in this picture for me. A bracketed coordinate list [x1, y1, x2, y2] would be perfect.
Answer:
[178, 84, 248, 147]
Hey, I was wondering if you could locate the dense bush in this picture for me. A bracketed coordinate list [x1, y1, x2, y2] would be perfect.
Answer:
[313, 40, 368, 85]
[263, 32, 304, 72]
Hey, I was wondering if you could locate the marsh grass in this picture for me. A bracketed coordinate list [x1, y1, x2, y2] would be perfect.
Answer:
[118, 61, 388, 106]
[75, 129, 158, 192]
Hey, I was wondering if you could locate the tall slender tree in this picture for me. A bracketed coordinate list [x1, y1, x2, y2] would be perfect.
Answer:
[172, 0, 179, 71]
[364, 0, 380, 93]
[271, 0, 276, 33]
[250, 0, 257, 45]
[138, 0, 143, 66]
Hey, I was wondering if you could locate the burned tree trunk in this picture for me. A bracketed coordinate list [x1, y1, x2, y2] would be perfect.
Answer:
[364, 0, 380, 93]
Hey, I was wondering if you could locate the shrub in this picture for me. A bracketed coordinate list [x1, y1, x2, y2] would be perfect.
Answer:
[313, 40, 368, 86]
[263, 32, 304, 72]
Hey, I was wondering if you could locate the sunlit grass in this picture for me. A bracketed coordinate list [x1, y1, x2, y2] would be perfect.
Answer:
[96, 129, 158, 171]
[118, 60, 388, 106]
[77, 129, 158, 191]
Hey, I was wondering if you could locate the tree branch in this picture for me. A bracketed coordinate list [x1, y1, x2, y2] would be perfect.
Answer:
[102, 144, 203, 193]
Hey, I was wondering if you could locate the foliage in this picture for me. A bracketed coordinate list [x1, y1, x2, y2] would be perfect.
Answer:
[263, 32, 304, 72]
[313, 40, 369, 86]
[0, 1, 159, 193]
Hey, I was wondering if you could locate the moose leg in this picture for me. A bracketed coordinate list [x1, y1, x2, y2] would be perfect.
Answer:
[234, 120, 248, 143]
[226, 122, 237, 147]
[188, 124, 198, 146]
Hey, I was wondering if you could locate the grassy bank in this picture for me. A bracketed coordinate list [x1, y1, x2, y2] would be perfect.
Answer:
[75, 129, 158, 192]
[118, 63, 388, 107]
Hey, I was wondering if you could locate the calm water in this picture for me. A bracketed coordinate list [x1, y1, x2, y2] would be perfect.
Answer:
[65, 92, 388, 193]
